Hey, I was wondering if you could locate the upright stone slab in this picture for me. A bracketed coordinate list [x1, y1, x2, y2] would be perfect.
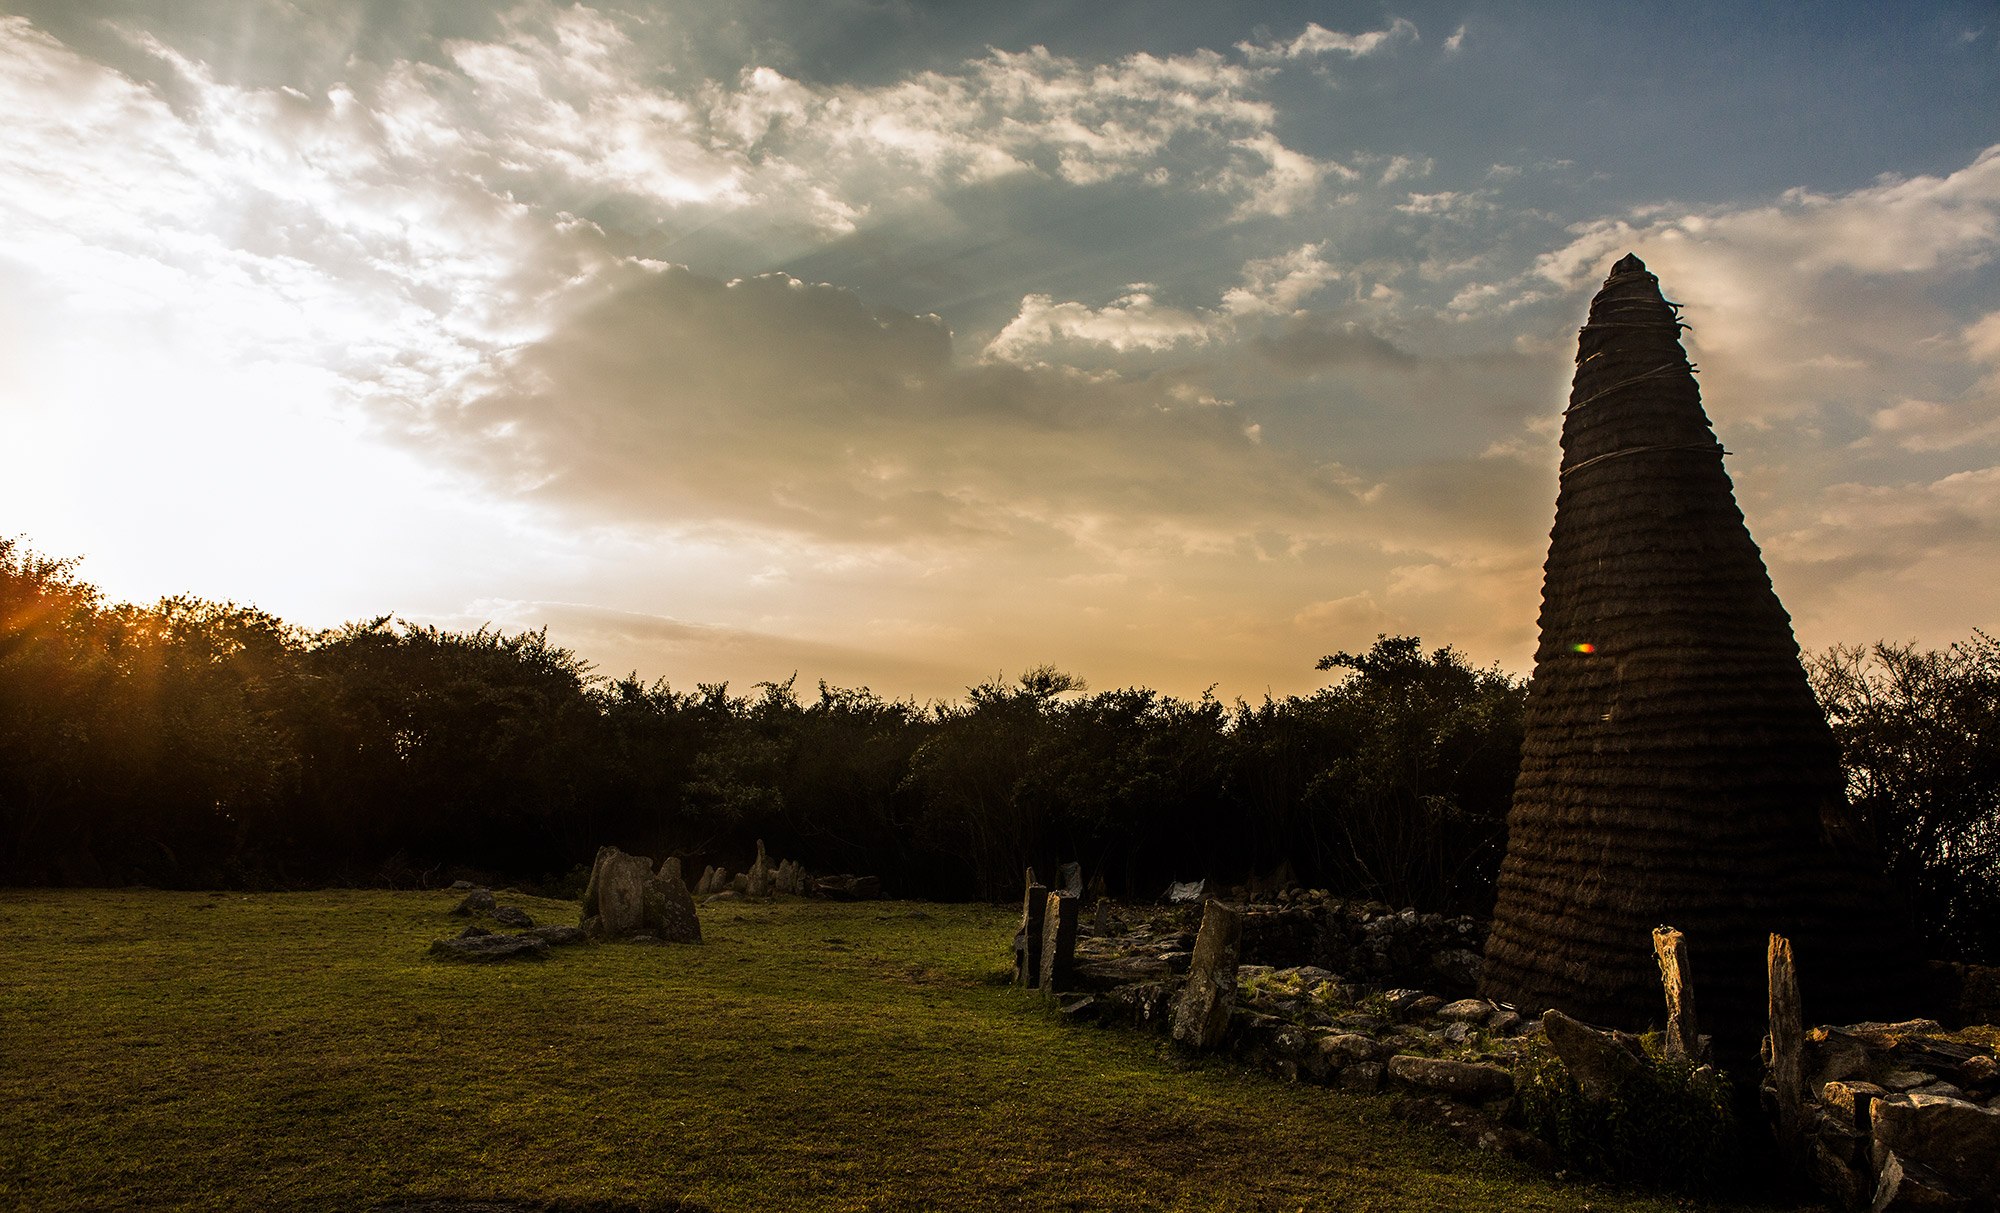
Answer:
[1016, 881, 1049, 987]
[747, 839, 775, 898]
[1057, 861, 1084, 899]
[1040, 891, 1080, 994]
[1171, 899, 1242, 1050]
[1653, 926, 1700, 1060]
[645, 861, 703, 944]
[1767, 933, 1808, 1169]
[659, 856, 682, 885]
[581, 846, 652, 938]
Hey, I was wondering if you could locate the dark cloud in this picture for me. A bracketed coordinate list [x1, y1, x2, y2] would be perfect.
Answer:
[425, 261, 1367, 545]
[1253, 314, 1416, 372]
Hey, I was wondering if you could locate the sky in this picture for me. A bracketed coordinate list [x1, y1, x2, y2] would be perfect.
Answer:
[2, 1, 1997, 702]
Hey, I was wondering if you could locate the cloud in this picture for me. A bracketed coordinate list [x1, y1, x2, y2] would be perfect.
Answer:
[987, 243, 1343, 361]
[423, 261, 1376, 547]
[1238, 19, 1418, 63]
[1253, 317, 1415, 372]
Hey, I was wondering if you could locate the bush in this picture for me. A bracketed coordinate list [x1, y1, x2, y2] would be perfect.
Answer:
[1513, 1035, 1740, 1192]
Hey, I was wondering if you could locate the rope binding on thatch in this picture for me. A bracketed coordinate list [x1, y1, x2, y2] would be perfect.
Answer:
[1558, 441, 1728, 481]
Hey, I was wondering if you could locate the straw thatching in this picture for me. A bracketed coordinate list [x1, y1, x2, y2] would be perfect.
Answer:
[1479, 254, 1915, 1056]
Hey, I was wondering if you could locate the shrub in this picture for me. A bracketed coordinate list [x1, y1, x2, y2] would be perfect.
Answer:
[1512, 1035, 1740, 1192]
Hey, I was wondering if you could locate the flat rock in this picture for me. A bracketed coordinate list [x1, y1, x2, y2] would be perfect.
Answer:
[1388, 1055, 1515, 1102]
[523, 925, 588, 947]
[490, 905, 535, 929]
[429, 934, 549, 963]
[1437, 998, 1491, 1023]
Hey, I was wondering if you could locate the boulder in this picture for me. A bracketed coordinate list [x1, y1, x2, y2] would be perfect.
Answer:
[813, 875, 881, 900]
[1871, 1151, 1974, 1211]
[645, 863, 703, 944]
[1171, 899, 1242, 1050]
[582, 846, 652, 937]
[452, 888, 496, 917]
[1057, 861, 1084, 899]
[1388, 1055, 1515, 1102]
[1870, 1092, 2000, 1205]
[1542, 1009, 1649, 1103]
[581, 845, 701, 943]
[429, 934, 549, 963]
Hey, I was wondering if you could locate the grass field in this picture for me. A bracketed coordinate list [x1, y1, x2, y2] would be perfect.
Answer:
[0, 890, 1785, 1211]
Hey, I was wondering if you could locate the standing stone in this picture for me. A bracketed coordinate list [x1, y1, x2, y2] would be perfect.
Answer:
[1653, 926, 1700, 1060]
[581, 846, 652, 938]
[1768, 933, 1808, 1168]
[747, 840, 775, 898]
[645, 861, 703, 944]
[580, 845, 701, 943]
[659, 856, 682, 885]
[1040, 891, 1081, 994]
[1016, 881, 1049, 987]
[1171, 899, 1242, 1050]
[1058, 861, 1084, 899]
[1094, 899, 1110, 936]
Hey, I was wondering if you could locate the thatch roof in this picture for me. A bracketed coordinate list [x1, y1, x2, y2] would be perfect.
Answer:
[1480, 254, 1915, 1055]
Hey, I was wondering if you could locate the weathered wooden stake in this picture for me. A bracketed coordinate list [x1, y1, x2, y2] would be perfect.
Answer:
[1652, 925, 1699, 1060]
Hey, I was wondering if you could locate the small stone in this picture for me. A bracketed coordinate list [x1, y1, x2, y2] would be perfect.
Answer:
[1486, 1009, 1524, 1035]
[1406, 995, 1446, 1021]
[448, 880, 475, 891]
[1387, 1055, 1515, 1102]
[428, 934, 548, 962]
[1437, 998, 1492, 1023]
[452, 889, 496, 917]
[1441, 1022, 1475, 1046]
[1959, 1054, 1996, 1085]
[455, 925, 492, 939]
[1340, 1061, 1385, 1093]
[1883, 1070, 1938, 1092]
[1320, 1033, 1382, 1065]
[1057, 994, 1097, 1020]
[1822, 1080, 1890, 1134]
[490, 905, 534, 929]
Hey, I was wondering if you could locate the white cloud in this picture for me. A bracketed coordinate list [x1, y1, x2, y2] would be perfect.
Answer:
[988, 243, 1343, 360]
[1443, 25, 1468, 54]
[1238, 19, 1419, 63]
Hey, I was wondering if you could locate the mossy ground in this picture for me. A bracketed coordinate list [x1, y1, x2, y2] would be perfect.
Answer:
[1, 890, 1781, 1211]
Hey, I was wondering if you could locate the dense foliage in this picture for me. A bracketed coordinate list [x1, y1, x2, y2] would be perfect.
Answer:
[5, 536, 1995, 961]
[0, 538, 1522, 909]
[1808, 633, 2000, 962]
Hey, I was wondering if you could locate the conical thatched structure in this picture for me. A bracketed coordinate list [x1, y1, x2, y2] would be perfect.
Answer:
[1480, 254, 1914, 1056]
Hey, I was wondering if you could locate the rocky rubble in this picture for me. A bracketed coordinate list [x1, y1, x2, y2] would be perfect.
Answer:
[1774, 1017, 2000, 1210]
[1034, 883, 2000, 1192]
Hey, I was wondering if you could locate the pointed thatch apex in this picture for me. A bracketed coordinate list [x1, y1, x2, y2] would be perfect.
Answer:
[1480, 255, 1916, 1057]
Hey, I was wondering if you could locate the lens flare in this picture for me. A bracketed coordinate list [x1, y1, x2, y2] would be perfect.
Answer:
[1572, 642, 1596, 654]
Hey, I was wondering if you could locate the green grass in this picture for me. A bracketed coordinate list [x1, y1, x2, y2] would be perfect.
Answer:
[0, 890, 1775, 1212]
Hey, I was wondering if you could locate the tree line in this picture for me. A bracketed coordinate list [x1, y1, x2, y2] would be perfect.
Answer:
[2, 537, 1993, 961]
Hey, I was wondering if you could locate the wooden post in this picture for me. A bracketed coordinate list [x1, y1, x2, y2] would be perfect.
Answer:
[1767, 933, 1806, 1162]
[1652, 926, 1699, 1060]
